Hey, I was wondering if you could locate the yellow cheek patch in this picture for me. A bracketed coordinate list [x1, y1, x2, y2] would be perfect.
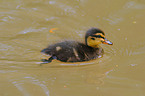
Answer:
[94, 33, 105, 38]
[87, 36, 102, 48]
[95, 38, 104, 44]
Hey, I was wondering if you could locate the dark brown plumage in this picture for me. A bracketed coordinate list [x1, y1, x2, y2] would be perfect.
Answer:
[41, 28, 113, 64]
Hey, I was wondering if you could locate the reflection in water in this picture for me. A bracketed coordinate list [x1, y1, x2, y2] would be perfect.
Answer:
[11, 76, 50, 96]
[85, 69, 105, 85]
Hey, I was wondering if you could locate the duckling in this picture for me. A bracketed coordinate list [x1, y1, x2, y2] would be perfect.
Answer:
[41, 28, 113, 64]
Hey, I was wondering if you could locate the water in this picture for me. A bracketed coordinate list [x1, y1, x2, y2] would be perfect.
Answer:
[0, 0, 145, 96]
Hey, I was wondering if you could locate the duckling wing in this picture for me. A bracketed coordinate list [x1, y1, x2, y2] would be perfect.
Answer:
[41, 41, 81, 62]
[75, 43, 98, 61]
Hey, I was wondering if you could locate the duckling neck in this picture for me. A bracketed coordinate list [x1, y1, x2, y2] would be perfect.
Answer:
[85, 39, 100, 48]
[89, 45, 100, 48]
[86, 42, 100, 48]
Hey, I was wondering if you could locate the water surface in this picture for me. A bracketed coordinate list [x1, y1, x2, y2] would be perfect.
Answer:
[0, 0, 145, 96]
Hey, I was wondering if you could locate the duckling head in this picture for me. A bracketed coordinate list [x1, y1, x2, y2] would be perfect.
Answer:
[85, 28, 113, 48]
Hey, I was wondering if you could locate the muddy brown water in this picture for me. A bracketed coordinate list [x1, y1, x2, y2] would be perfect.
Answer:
[0, 0, 145, 96]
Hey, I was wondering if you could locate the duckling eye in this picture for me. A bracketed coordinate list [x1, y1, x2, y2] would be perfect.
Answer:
[91, 38, 95, 40]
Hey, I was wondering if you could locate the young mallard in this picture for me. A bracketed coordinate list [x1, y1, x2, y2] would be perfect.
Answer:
[41, 28, 113, 64]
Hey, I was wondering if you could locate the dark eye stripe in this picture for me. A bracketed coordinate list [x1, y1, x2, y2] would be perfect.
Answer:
[91, 38, 95, 40]
[91, 35, 105, 39]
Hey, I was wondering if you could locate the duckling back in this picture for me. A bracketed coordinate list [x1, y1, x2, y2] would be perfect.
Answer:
[41, 41, 103, 62]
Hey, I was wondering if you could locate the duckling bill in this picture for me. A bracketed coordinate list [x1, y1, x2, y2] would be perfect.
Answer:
[41, 28, 113, 64]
